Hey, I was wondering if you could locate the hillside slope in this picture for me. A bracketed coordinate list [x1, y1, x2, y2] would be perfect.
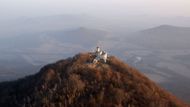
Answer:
[0, 53, 188, 107]
[129, 25, 190, 49]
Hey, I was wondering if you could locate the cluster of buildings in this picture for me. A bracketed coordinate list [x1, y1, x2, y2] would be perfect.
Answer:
[93, 46, 108, 63]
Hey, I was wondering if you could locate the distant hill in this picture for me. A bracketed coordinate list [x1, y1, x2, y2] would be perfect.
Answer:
[47, 27, 109, 47]
[143, 25, 190, 33]
[129, 25, 190, 49]
[0, 14, 89, 36]
[1, 27, 109, 49]
[0, 53, 188, 107]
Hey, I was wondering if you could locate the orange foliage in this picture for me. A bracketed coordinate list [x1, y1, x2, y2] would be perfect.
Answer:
[0, 53, 188, 107]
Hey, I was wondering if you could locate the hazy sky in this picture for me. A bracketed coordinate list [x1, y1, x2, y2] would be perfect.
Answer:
[0, 0, 190, 19]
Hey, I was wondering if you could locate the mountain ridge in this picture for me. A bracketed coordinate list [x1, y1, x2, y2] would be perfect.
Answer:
[127, 24, 190, 49]
[142, 25, 190, 32]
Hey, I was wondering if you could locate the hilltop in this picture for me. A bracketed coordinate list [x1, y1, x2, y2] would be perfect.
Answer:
[0, 53, 188, 107]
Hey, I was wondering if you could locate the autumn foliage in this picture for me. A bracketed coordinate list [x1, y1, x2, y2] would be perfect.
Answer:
[0, 53, 188, 107]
